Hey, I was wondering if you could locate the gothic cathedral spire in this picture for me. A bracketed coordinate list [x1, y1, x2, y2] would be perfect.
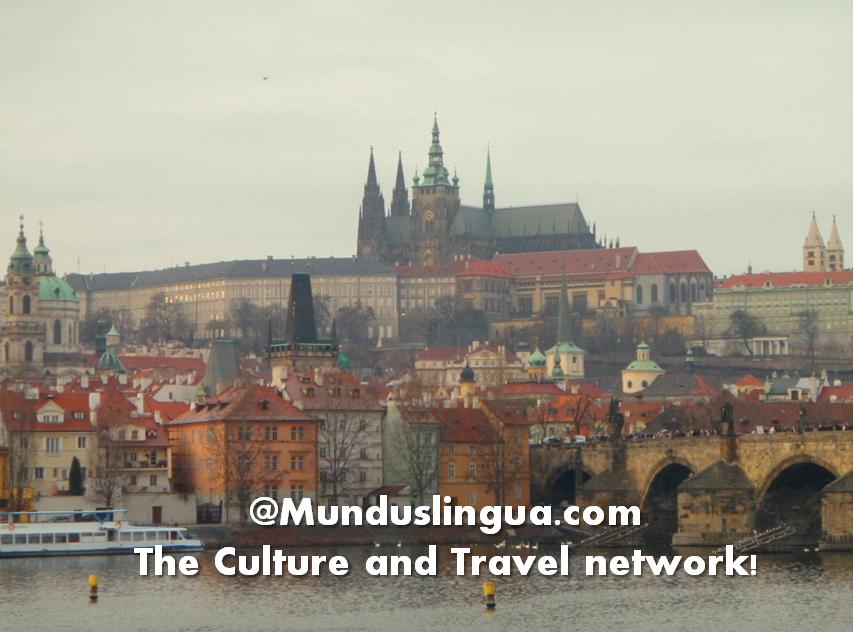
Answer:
[483, 147, 495, 211]
[390, 151, 410, 217]
[356, 146, 386, 258]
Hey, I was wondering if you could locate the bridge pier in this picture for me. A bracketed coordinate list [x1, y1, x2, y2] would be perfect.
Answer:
[819, 471, 853, 551]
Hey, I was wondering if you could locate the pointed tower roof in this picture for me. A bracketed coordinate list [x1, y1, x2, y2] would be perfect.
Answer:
[419, 114, 451, 187]
[390, 151, 410, 217]
[366, 146, 378, 188]
[33, 221, 50, 256]
[9, 215, 33, 273]
[483, 148, 495, 211]
[804, 212, 825, 248]
[827, 215, 844, 251]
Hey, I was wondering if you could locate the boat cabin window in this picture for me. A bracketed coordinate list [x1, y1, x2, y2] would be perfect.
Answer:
[157, 530, 169, 540]
[14, 535, 27, 544]
[107, 531, 117, 542]
[56, 534, 68, 543]
[1, 535, 12, 545]
[28, 534, 41, 544]
[68, 534, 80, 543]
[42, 534, 54, 543]
[120, 532, 132, 542]
[145, 531, 158, 541]
[132, 532, 145, 542]
[169, 531, 179, 540]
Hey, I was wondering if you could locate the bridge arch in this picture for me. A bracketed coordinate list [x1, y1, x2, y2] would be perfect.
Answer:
[756, 454, 839, 542]
[640, 458, 696, 543]
[542, 463, 597, 507]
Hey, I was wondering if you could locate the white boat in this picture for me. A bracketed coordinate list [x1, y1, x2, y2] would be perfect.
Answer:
[0, 510, 204, 558]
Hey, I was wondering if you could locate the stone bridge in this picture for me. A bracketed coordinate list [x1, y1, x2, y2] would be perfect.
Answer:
[532, 431, 853, 548]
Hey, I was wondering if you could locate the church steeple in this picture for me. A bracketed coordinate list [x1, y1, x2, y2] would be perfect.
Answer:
[419, 114, 451, 187]
[33, 220, 53, 275]
[390, 151, 410, 217]
[356, 147, 386, 258]
[803, 211, 826, 272]
[483, 148, 495, 211]
[826, 214, 845, 271]
[8, 215, 33, 274]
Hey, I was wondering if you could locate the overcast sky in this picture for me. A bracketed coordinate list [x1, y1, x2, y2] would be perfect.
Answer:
[1, 1, 850, 277]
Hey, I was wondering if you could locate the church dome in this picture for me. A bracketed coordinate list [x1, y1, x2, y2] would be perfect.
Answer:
[528, 347, 547, 367]
[39, 276, 78, 302]
[460, 362, 475, 383]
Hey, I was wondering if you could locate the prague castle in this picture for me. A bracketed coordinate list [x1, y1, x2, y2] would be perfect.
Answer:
[357, 117, 599, 266]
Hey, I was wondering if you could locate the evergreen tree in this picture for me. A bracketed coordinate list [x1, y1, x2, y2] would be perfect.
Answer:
[69, 456, 84, 495]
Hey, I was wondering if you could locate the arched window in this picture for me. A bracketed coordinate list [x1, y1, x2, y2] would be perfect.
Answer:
[636, 285, 643, 304]
[54, 320, 62, 344]
[22, 295, 31, 315]
[691, 282, 697, 302]
[669, 283, 677, 303]
[680, 282, 688, 303]
[651, 284, 659, 303]
[425, 219, 434, 234]
[24, 341, 33, 362]
[3, 342, 9, 362]
[8, 296, 13, 315]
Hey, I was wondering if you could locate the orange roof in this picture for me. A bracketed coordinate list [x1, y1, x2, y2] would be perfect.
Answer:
[630, 251, 711, 275]
[718, 270, 852, 289]
[457, 259, 510, 278]
[429, 407, 500, 444]
[143, 396, 191, 422]
[498, 382, 564, 396]
[736, 374, 765, 388]
[416, 347, 465, 362]
[495, 247, 637, 281]
[167, 384, 317, 425]
[818, 384, 852, 403]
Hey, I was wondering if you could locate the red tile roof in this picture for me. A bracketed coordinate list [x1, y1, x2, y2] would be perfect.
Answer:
[81, 354, 206, 374]
[416, 347, 464, 362]
[497, 382, 565, 397]
[143, 396, 191, 422]
[630, 250, 711, 275]
[718, 270, 852, 289]
[457, 259, 510, 278]
[495, 247, 638, 281]
[818, 384, 853, 403]
[736, 374, 765, 388]
[281, 371, 384, 411]
[167, 384, 317, 425]
[429, 407, 500, 443]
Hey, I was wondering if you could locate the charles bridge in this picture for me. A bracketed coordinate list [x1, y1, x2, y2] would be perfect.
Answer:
[531, 430, 853, 548]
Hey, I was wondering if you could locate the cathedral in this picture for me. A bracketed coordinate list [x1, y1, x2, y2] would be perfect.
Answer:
[356, 117, 600, 267]
[0, 218, 81, 378]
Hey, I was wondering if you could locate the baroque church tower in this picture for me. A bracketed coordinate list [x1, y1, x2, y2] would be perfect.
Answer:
[410, 116, 461, 266]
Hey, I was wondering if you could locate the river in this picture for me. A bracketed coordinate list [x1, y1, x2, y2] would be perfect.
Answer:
[1, 546, 851, 631]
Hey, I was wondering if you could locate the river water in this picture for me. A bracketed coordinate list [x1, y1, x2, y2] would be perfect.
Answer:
[1, 545, 851, 631]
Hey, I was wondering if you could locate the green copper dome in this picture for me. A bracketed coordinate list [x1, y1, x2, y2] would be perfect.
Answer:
[545, 341, 585, 355]
[39, 276, 78, 302]
[97, 347, 125, 372]
[337, 349, 351, 369]
[8, 220, 33, 274]
[528, 347, 547, 367]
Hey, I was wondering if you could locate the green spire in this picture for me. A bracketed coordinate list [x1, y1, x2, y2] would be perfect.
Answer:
[483, 147, 495, 211]
[551, 351, 564, 378]
[419, 114, 451, 187]
[556, 262, 573, 344]
[9, 215, 33, 274]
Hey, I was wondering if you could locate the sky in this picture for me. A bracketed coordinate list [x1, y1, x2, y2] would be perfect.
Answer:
[0, 1, 851, 277]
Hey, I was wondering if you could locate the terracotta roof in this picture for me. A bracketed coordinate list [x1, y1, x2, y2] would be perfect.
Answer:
[143, 396, 191, 422]
[167, 384, 317, 425]
[281, 371, 384, 411]
[735, 374, 765, 388]
[430, 408, 500, 444]
[416, 347, 465, 362]
[81, 354, 206, 374]
[630, 251, 711, 275]
[497, 382, 564, 397]
[718, 270, 852, 289]
[457, 259, 510, 279]
[818, 384, 853, 403]
[495, 247, 638, 280]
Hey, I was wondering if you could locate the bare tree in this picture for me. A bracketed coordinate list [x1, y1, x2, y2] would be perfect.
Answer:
[316, 407, 364, 505]
[729, 309, 766, 355]
[89, 432, 125, 508]
[796, 309, 820, 370]
[477, 431, 525, 506]
[2, 428, 34, 512]
[393, 415, 439, 506]
[206, 425, 271, 525]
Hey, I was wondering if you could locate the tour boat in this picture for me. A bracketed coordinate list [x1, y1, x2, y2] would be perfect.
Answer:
[0, 510, 204, 557]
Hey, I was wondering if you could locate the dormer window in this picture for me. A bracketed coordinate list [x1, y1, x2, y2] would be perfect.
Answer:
[73, 411, 85, 420]
[131, 430, 139, 440]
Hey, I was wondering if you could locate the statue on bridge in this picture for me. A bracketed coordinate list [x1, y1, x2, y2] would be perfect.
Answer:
[608, 397, 625, 441]
[719, 401, 735, 437]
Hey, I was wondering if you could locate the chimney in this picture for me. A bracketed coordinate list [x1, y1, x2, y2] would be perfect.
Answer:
[81, 373, 89, 389]
[136, 393, 145, 415]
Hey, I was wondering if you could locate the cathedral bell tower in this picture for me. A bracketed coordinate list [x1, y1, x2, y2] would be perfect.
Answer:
[410, 115, 460, 266]
[356, 147, 386, 259]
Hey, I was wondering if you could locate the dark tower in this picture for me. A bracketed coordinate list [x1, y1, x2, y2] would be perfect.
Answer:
[483, 148, 495, 211]
[284, 273, 317, 344]
[390, 152, 410, 217]
[356, 147, 386, 258]
[410, 115, 460, 266]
